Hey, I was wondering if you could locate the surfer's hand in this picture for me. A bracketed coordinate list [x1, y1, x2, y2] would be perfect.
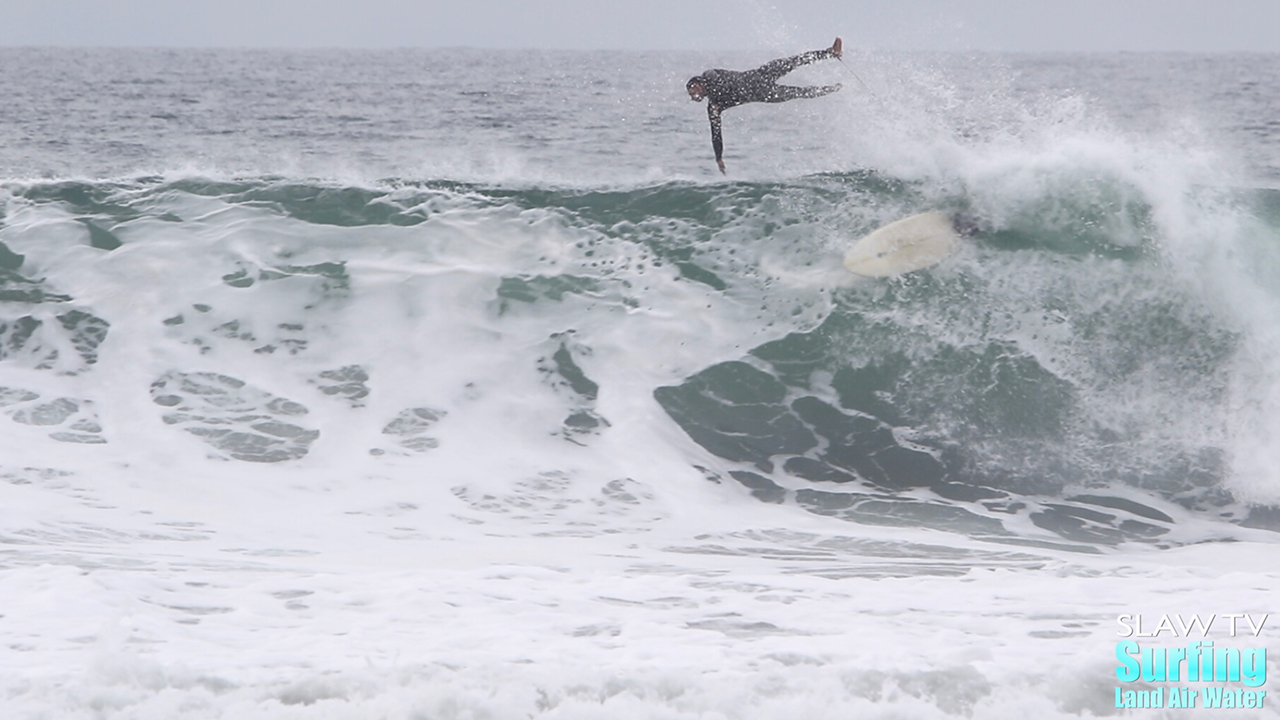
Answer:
[832, 37, 843, 59]
[717, 159, 726, 174]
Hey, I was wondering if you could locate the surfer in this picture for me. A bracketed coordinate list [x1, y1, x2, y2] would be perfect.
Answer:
[687, 37, 844, 174]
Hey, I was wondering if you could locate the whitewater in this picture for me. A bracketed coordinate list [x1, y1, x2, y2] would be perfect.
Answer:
[1, 46, 1279, 718]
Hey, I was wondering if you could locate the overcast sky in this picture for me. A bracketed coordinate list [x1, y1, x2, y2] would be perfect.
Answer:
[5, 0, 1280, 52]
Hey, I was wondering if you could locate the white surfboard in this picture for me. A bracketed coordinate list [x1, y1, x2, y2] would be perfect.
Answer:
[843, 211, 961, 278]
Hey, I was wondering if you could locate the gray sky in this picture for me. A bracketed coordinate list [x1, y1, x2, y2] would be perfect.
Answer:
[5, 0, 1280, 52]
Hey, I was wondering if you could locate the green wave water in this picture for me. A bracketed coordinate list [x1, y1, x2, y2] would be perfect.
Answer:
[4, 170, 1278, 551]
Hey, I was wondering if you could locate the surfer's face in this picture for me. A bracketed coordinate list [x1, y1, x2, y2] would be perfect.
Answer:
[687, 82, 705, 101]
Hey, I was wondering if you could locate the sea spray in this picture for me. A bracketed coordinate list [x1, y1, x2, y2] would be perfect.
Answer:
[1, 48, 1279, 720]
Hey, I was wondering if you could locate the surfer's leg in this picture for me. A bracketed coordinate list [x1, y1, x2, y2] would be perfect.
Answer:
[755, 48, 836, 82]
[764, 84, 842, 103]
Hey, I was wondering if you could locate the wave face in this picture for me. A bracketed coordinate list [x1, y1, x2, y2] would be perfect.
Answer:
[3, 48, 1280, 719]
[6, 171, 1277, 548]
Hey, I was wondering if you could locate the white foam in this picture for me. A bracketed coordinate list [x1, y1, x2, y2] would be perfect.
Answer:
[3, 49, 1280, 717]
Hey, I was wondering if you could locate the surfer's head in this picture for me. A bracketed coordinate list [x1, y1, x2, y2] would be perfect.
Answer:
[686, 76, 706, 101]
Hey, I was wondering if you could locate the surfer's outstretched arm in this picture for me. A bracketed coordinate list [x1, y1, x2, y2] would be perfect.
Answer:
[708, 104, 726, 174]
[765, 83, 842, 103]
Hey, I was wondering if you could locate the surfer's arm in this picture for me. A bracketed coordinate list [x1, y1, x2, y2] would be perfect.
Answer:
[708, 104, 726, 174]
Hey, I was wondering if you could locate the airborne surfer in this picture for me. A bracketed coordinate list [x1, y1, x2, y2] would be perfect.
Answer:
[686, 37, 844, 174]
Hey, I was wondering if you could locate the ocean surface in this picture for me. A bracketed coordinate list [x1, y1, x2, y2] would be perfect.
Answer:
[2, 46, 1280, 718]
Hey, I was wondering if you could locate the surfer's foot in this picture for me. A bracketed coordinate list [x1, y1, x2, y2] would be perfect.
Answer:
[832, 37, 842, 59]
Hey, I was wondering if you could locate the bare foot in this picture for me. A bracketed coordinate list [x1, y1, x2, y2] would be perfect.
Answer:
[832, 37, 843, 59]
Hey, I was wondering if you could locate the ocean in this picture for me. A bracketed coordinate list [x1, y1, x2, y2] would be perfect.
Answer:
[1, 46, 1279, 718]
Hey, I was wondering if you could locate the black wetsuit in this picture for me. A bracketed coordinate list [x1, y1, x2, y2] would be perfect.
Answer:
[691, 48, 842, 166]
